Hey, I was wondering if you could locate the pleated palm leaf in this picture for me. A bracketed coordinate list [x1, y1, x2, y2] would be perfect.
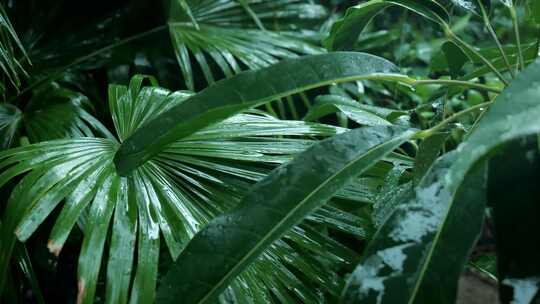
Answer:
[0, 3, 29, 92]
[168, 0, 327, 90]
[0, 83, 114, 150]
[0, 75, 384, 303]
[1, 0, 121, 151]
[0, 6, 107, 150]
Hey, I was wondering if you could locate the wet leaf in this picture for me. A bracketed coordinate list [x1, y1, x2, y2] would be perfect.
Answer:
[0, 104, 22, 150]
[114, 52, 404, 175]
[304, 95, 398, 127]
[168, 0, 326, 90]
[413, 132, 449, 185]
[531, 0, 540, 24]
[489, 136, 540, 303]
[442, 41, 469, 79]
[0, 75, 379, 303]
[156, 125, 417, 304]
[343, 58, 540, 304]
[372, 166, 412, 229]
[324, 0, 449, 51]
[450, 0, 491, 16]
[343, 153, 488, 304]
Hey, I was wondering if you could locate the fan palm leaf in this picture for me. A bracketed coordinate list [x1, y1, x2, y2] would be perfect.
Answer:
[0, 83, 113, 150]
[0, 75, 386, 303]
[168, 0, 327, 90]
[0, 3, 29, 92]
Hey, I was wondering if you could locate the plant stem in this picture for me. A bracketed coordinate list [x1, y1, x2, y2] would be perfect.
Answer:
[9, 25, 169, 104]
[413, 79, 502, 94]
[478, 0, 515, 79]
[238, 0, 266, 31]
[464, 106, 488, 140]
[276, 99, 286, 118]
[286, 96, 299, 120]
[444, 26, 509, 86]
[264, 102, 278, 117]
[299, 92, 311, 110]
[481, 12, 516, 79]
[509, 6, 525, 71]
[415, 101, 492, 139]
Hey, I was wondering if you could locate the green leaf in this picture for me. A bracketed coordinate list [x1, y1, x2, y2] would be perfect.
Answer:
[323, 0, 390, 51]
[0, 103, 22, 150]
[114, 52, 404, 175]
[0, 3, 30, 90]
[324, 0, 449, 51]
[343, 154, 487, 304]
[77, 173, 118, 304]
[461, 43, 539, 80]
[489, 136, 540, 303]
[156, 125, 416, 304]
[168, 0, 326, 90]
[371, 166, 412, 229]
[530, 0, 540, 24]
[105, 178, 137, 304]
[449, 0, 491, 16]
[1, 85, 113, 150]
[304, 95, 400, 127]
[342, 58, 540, 304]
[413, 132, 449, 185]
[1, 75, 376, 303]
[442, 41, 469, 79]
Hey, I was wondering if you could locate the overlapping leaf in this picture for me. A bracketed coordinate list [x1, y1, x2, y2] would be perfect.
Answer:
[489, 137, 540, 303]
[0, 3, 29, 91]
[0, 75, 379, 303]
[343, 58, 540, 303]
[0, 84, 113, 150]
[168, 0, 327, 90]
[304, 94, 407, 127]
[157, 125, 416, 304]
[324, 0, 449, 51]
[114, 52, 406, 175]
[0, 103, 22, 149]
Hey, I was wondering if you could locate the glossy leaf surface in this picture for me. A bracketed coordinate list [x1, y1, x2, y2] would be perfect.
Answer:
[324, 0, 449, 51]
[413, 132, 449, 185]
[168, 0, 326, 90]
[450, 0, 491, 16]
[343, 58, 540, 303]
[114, 52, 402, 175]
[489, 137, 540, 303]
[442, 41, 469, 79]
[0, 104, 22, 149]
[0, 76, 375, 303]
[304, 95, 397, 127]
[157, 125, 416, 304]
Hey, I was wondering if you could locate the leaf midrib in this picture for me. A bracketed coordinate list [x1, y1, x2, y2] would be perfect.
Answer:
[407, 171, 463, 304]
[197, 132, 411, 304]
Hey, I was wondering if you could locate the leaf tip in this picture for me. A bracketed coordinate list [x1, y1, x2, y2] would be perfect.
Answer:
[77, 279, 86, 304]
[47, 240, 63, 256]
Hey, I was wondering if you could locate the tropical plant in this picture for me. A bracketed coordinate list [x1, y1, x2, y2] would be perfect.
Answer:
[1, 0, 540, 303]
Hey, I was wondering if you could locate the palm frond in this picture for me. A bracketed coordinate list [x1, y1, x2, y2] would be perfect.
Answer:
[0, 83, 113, 150]
[0, 3, 29, 92]
[168, 0, 327, 90]
[0, 103, 22, 149]
[0, 76, 378, 303]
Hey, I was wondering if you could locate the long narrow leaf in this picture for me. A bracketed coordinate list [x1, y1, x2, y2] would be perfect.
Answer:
[114, 52, 405, 175]
[342, 58, 540, 304]
[324, 0, 449, 51]
[156, 125, 416, 304]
